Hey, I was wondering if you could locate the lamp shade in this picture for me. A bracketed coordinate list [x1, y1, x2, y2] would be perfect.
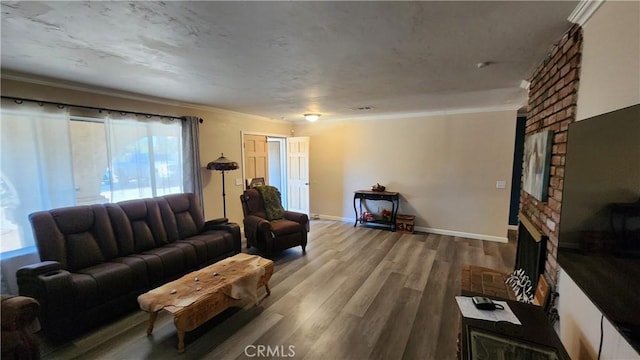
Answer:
[207, 153, 239, 171]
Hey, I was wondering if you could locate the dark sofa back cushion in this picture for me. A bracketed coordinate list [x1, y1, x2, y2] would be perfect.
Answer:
[158, 193, 205, 241]
[242, 189, 268, 219]
[66, 232, 104, 270]
[29, 205, 118, 271]
[115, 199, 168, 252]
[105, 203, 135, 255]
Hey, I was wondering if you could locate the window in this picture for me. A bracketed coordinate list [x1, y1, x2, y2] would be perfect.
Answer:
[1, 103, 184, 255]
[71, 117, 183, 204]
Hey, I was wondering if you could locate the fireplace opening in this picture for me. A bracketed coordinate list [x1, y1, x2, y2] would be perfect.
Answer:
[515, 213, 547, 289]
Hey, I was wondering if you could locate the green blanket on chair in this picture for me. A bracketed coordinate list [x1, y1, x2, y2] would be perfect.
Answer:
[255, 185, 285, 221]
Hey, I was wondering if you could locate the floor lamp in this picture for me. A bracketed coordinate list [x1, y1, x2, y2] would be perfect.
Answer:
[207, 153, 239, 218]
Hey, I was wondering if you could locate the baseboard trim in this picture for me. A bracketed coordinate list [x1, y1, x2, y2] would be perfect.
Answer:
[315, 215, 508, 243]
[508, 225, 518, 231]
[317, 215, 355, 223]
[414, 226, 508, 243]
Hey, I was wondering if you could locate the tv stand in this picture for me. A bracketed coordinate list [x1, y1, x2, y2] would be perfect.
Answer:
[459, 296, 570, 359]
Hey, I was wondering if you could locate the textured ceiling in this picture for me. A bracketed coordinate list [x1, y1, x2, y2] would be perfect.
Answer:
[1, 1, 579, 121]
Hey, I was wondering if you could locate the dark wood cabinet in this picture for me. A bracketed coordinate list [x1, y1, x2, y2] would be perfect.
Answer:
[459, 297, 570, 360]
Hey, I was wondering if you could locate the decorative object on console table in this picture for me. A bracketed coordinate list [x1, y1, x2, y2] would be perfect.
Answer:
[353, 190, 399, 231]
[371, 183, 386, 192]
[396, 214, 415, 234]
[207, 153, 239, 218]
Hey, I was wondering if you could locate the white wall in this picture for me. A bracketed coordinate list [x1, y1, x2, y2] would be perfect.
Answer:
[558, 270, 638, 359]
[575, 1, 640, 122]
[558, 1, 640, 358]
[295, 109, 517, 242]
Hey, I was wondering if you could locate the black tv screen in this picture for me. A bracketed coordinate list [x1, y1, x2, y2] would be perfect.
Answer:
[558, 104, 640, 352]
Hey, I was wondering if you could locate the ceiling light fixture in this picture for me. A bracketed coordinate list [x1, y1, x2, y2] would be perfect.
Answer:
[304, 113, 320, 122]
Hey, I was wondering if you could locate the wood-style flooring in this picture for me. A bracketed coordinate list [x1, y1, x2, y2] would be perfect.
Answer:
[38, 220, 516, 360]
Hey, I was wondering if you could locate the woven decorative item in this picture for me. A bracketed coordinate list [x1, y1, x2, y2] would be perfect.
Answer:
[506, 268, 534, 304]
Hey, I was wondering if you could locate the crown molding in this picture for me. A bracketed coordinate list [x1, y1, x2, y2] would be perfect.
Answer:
[322, 104, 521, 124]
[1, 71, 291, 125]
[568, 0, 604, 26]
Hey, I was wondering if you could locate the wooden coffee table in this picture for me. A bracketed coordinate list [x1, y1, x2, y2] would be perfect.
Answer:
[137, 253, 273, 352]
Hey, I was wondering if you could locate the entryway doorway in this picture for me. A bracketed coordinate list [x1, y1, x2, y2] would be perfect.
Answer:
[241, 132, 310, 215]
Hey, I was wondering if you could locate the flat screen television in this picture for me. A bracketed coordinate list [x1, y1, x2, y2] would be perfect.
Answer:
[558, 104, 640, 352]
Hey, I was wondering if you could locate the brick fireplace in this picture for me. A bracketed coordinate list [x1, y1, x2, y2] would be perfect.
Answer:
[515, 212, 547, 289]
[519, 24, 583, 285]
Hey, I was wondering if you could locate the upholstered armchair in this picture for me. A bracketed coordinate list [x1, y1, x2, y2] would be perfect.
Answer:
[240, 187, 309, 253]
[1, 295, 40, 359]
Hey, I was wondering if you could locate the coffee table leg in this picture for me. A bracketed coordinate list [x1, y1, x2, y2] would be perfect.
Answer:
[177, 330, 185, 353]
[265, 283, 271, 296]
[147, 311, 158, 335]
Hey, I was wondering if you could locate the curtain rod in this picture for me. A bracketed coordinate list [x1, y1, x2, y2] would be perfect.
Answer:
[1, 95, 203, 123]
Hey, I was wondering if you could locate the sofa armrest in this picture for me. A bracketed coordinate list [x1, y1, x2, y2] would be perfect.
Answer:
[244, 215, 271, 233]
[16, 261, 61, 278]
[204, 219, 241, 253]
[16, 261, 74, 333]
[243, 215, 273, 250]
[17, 262, 73, 299]
[284, 211, 310, 232]
[205, 217, 229, 226]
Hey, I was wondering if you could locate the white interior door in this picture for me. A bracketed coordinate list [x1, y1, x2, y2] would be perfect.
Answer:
[287, 137, 310, 214]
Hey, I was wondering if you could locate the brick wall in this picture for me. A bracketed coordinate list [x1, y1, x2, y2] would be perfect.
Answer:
[520, 24, 583, 285]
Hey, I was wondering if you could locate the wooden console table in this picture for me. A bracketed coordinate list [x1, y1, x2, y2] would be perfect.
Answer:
[353, 190, 400, 231]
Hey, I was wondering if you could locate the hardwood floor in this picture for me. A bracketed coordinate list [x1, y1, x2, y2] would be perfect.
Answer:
[39, 220, 516, 359]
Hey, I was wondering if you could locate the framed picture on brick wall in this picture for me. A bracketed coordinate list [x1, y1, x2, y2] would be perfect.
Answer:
[523, 130, 553, 201]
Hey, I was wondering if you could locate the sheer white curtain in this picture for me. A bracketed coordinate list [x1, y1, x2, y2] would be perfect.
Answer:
[0, 100, 75, 293]
[102, 114, 183, 202]
[0, 100, 75, 254]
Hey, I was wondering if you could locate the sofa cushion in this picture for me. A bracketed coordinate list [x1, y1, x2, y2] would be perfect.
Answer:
[66, 232, 105, 271]
[111, 256, 150, 288]
[127, 254, 165, 285]
[142, 246, 186, 279]
[178, 230, 236, 264]
[30, 205, 119, 270]
[165, 242, 198, 271]
[105, 203, 135, 256]
[241, 189, 268, 219]
[118, 199, 168, 251]
[270, 219, 304, 237]
[77, 262, 133, 302]
[158, 193, 205, 241]
[70, 273, 98, 310]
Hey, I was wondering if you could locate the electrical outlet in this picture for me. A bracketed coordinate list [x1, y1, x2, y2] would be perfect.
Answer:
[235, 178, 243, 186]
[496, 180, 506, 189]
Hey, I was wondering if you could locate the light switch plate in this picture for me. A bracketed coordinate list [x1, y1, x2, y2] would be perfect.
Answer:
[496, 180, 506, 189]
[235, 178, 243, 186]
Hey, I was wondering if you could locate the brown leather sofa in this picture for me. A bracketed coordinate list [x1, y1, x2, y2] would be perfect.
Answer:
[1, 295, 40, 359]
[17, 193, 240, 340]
[240, 188, 309, 253]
